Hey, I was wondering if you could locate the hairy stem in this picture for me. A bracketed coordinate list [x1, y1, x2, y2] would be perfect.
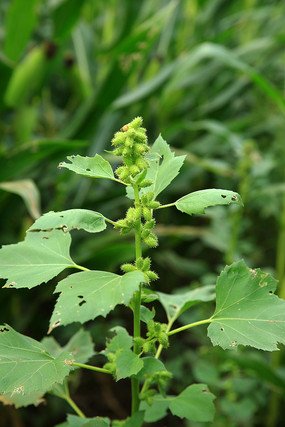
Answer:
[131, 183, 143, 415]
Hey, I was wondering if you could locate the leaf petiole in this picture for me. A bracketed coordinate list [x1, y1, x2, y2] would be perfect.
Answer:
[72, 362, 112, 374]
[167, 318, 212, 336]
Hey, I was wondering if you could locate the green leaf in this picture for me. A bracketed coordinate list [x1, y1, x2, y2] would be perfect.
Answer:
[0, 325, 72, 395]
[122, 411, 144, 427]
[0, 179, 41, 220]
[157, 285, 215, 323]
[115, 349, 143, 380]
[0, 230, 77, 289]
[175, 189, 243, 215]
[51, 0, 86, 41]
[208, 260, 285, 351]
[140, 306, 155, 324]
[145, 135, 185, 197]
[169, 384, 216, 422]
[148, 135, 185, 197]
[135, 357, 167, 380]
[0, 390, 45, 409]
[127, 135, 185, 199]
[42, 328, 95, 364]
[4, 0, 39, 61]
[106, 327, 132, 352]
[49, 271, 145, 331]
[59, 154, 115, 181]
[28, 209, 106, 233]
[140, 395, 169, 423]
[55, 414, 110, 427]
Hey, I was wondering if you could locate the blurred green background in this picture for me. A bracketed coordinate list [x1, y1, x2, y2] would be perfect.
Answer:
[0, 0, 285, 426]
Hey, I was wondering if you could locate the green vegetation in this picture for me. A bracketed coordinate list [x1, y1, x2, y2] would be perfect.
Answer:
[0, 1, 285, 426]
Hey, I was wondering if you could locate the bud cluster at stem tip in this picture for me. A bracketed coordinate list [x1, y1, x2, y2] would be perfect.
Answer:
[111, 117, 150, 184]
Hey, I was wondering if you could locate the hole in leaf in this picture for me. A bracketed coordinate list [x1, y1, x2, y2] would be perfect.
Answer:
[71, 155, 75, 158]
[202, 388, 208, 393]
[0, 327, 9, 332]
[42, 236, 49, 240]
[77, 295, 84, 298]
[59, 215, 64, 218]
[221, 194, 227, 198]
[79, 300, 86, 307]
[158, 155, 164, 166]
[231, 195, 238, 201]
[52, 320, 61, 328]
[86, 168, 91, 171]
[220, 327, 224, 331]
[269, 291, 273, 294]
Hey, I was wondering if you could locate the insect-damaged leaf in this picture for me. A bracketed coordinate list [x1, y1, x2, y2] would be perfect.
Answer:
[0, 390, 45, 409]
[208, 260, 285, 351]
[59, 154, 115, 181]
[0, 325, 72, 395]
[28, 209, 106, 233]
[175, 188, 242, 215]
[0, 230, 77, 289]
[49, 271, 145, 331]
[169, 384, 216, 422]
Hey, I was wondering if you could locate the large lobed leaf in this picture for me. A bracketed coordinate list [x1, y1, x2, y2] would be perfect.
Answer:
[0, 328, 94, 408]
[208, 260, 285, 351]
[28, 209, 106, 233]
[0, 230, 77, 289]
[58, 154, 115, 180]
[0, 325, 72, 395]
[175, 188, 243, 215]
[49, 271, 145, 331]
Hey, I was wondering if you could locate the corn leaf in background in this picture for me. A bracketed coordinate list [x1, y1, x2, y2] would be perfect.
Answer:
[0, 179, 41, 219]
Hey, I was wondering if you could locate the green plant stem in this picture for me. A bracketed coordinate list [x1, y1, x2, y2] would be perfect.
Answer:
[131, 183, 143, 415]
[72, 362, 111, 374]
[167, 318, 212, 336]
[157, 202, 176, 209]
[104, 217, 128, 228]
[73, 264, 90, 271]
[52, 382, 86, 418]
[65, 395, 86, 418]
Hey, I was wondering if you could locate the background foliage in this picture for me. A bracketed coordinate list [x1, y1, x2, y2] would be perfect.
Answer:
[0, 0, 284, 426]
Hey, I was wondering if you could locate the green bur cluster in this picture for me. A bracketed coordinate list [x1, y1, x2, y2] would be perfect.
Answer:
[111, 116, 151, 184]
[112, 117, 160, 282]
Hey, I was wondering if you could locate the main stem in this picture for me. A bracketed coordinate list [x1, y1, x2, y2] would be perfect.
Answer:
[131, 184, 143, 415]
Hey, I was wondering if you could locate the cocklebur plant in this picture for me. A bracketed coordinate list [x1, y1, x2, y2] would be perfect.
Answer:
[0, 117, 285, 426]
